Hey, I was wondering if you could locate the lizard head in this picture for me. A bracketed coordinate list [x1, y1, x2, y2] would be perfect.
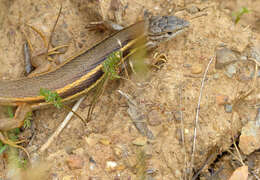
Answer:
[144, 13, 189, 48]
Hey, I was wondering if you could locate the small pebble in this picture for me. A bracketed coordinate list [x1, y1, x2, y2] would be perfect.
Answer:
[240, 56, 247, 61]
[186, 5, 199, 14]
[89, 162, 96, 171]
[147, 168, 157, 174]
[51, 173, 58, 180]
[239, 121, 260, 155]
[238, 74, 251, 81]
[62, 175, 75, 180]
[213, 73, 219, 79]
[225, 104, 233, 113]
[175, 169, 182, 178]
[183, 64, 192, 68]
[89, 156, 96, 164]
[127, 156, 137, 168]
[174, 111, 182, 122]
[113, 147, 123, 158]
[66, 155, 84, 170]
[216, 94, 228, 105]
[216, 48, 237, 69]
[65, 146, 74, 154]
[116, 164, 126, 171]
[99, 138, 110, 145]
[143, 144, 153, 157]
[85, 135, 98, 147]
[132, 137, 147, 146]
[225, 64, 236, 78]
[191, 64, 203, 74]
[148, 110, 162, 126]
[154, 6, 160, 10]
[106, 161, 117, 172]
[184, 129, 189, 134]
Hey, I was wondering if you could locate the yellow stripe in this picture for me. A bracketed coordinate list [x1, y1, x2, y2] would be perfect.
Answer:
[0, 35, 144, 105]
[31, 73, 106, 110]
[0, 65, 103, 103]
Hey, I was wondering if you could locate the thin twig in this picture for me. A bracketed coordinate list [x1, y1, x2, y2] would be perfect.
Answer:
[45, 5, 62, 61]
[178, 84, 187, 180]
[232, 138, 245, 166]
[189, 55, 215, 179]
[192, 152, 216, 180]
[63, 105, 86, 125]
[227, 149, 243, 165]
[251, 58, 259, 106]
[39, 96, 85, 154]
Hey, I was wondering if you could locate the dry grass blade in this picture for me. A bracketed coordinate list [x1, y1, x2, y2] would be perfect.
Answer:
[39, 96, 85, 154]
[233, 138, 245, 166]
[189, 55, 215, 180]
[192, 151, 217, 180]
[178, 84, 187, 180]
[45, 4, 62, 61]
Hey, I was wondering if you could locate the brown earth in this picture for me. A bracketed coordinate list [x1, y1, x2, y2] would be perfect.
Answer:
[0, 0, 259, 179]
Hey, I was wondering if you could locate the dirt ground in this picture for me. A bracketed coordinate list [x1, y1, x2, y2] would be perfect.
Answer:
[0, 0, 260, 179]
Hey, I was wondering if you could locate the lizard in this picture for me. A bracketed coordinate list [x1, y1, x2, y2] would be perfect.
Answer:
[0, 13, 189, 133]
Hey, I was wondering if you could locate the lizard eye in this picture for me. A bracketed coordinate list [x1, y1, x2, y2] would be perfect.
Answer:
[167, 32, 173, 35]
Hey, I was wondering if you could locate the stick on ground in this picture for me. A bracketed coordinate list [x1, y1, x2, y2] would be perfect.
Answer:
[39, 96, 85, 154]
[189, 55, 215, 179]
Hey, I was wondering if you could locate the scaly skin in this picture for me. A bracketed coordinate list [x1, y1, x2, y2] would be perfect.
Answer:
[0, 15, 189, 131]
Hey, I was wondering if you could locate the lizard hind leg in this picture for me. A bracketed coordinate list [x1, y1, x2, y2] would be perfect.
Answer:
[0, 104, 32, 159]
[0, 132, 30, 159]
[23, 24, 69, 77]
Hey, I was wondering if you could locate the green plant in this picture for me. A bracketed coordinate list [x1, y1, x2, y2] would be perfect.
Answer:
[23, 112, 32, 129]
[232, 7, 250, 24]
[40, 88, 63, 108]
[7, 106, 14, 118]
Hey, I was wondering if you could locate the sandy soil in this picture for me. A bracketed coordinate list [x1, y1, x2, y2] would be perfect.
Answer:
[0, 0, 259, 179]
